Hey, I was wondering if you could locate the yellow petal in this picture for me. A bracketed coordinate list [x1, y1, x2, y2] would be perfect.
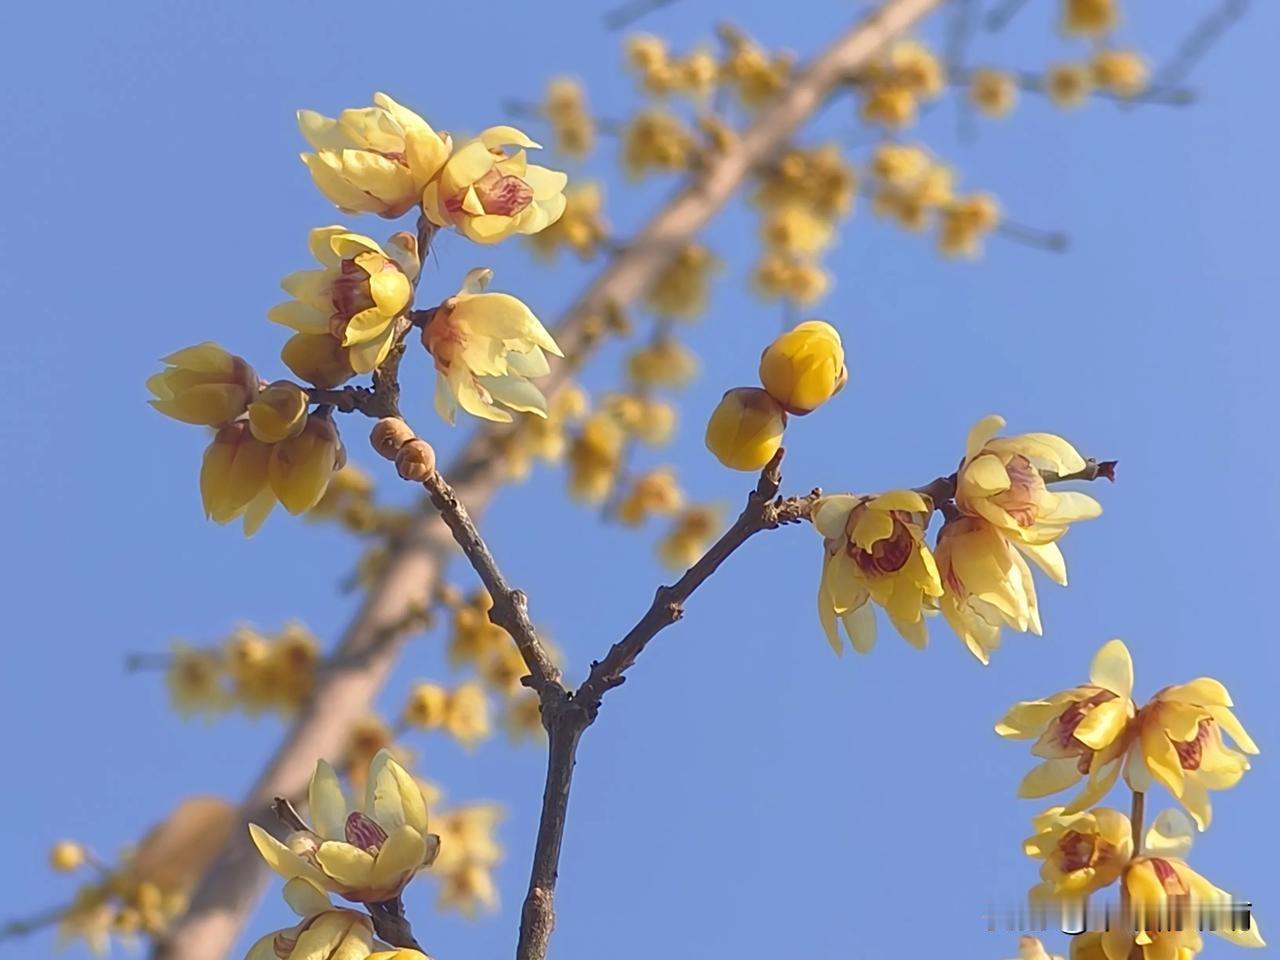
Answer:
[1015, 540, 1068, 586]
[315, 842, 375, 889]
[1073, 698, 1127, 751]
[282, 878, 332, 918]
[965, 414, 1006, 461]
[309, 761, 348, 841]
[370, 825, 427, 889]
[812, 495, 859, 539]
[1089, 640, 1134, 698]
[841, 601, 876, 653]
[1018, 757, 1080, 798]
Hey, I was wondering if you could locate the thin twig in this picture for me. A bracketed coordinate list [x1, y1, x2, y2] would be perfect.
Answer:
[421, 472, 563, 694]
[1, 903, 67, 942]
[984, 0, 1029, 32]
[1149, 0, 1248, 93]
[366, 898, 423, 951]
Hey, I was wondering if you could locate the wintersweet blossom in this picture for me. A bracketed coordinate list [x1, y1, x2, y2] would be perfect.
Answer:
[200, 421, 275, 535]
[148, 344, 258, 427]
[420, 269, 563, 425]
[704, 387, 786, 471]
[249, 750, 440, 904]
[1023, 805, 1132, 900]
[269, 226, 420, 375]
[298, 93, 451, 218]
[933, 516, 1042, 664]
[812, 491, 943, 653]
[1125, 676, 1258, 830]
[956, 415, 1102, 578]
[269, 413, 344, 515]
[757, 320, 847, 415]
[422, 126, 567, 244]
[996, 640, 1135, 811]
[242, 879, 377, 960]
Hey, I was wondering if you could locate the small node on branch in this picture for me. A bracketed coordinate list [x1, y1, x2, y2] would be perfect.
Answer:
[371, 417, 416, 461]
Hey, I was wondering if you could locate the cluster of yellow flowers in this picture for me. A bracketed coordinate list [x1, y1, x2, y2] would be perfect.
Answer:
[998, 639, 1263, 958]
[526, 182, 610, 262]
[813, 415, 1103, 662]
[427, 803, 505, 917]
[706, 320, 847, 472]
[401, 681, 493, 750]
[149, 93, 571, 534]
[623, 28, 790, 109]
[856, 40, 946, 129]
[164, 622, 321, 719]
[538, 77, 595, 159]
[52, 799, 235, 954]
[750, 145, 856, 307]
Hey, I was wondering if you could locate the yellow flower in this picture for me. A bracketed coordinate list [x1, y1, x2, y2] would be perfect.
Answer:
[445, 682, 492, 749]
[402, 682, 449, 731]
[266, 623, 321, 713]
[147, 343, 258, 426]
[1045, 63, 1093, 109]
[1061, 0, 1118, 37]
[626, 338, 699, 389]
[436, 862, 498, 918]
[501, 382, 589, 481]
[869, 144, 931, 188]
[673, 47, 719, 100]
[270, 226, 420, 375]
[1095, 857, 1263, 957]
[705, 387, 786, 471]
[1012, 937, 1065, 960]
[249, 750, 440, 904]
[166, 642, 228, 718]
[603, 393, 676, 446]
[477, 639, 534, 697]
[542, 77, 595, 159]
[1125, 677, 1258, 830]
[750, 254, 832, 306]
[242, 879, 377, 960]
[885, 40, 946, 97]
[658, 504, 723, 569]
[721, 34, 792, 108]
[858, 41, 944, 129]
[932, 516, 1042, 665]
[996, 639, 1135, 811]
[969, 68, 1018, 118]
[568, 411, 627, 503]
[200, 421, 275, 535]
[422, 126, 567, 244]
[860, 85, 919, 128]
[759, 204, 834, 256]
[225, 625, 276, 714]
[421, 269, 563, 425]
[503, 691, 545, 742]
[758, 320, 847, 415]
[447, 592, 510, 669]
[430, 804, 504, 874]
[616, 468, 684, 526]
[281, 332, 357, 389]
[1093, 50, 1148, 98]
[754, 145, 855, 219]
[248, 380, 309, 444]
[621, 109, 697, 179]
[269, 413, 343, 515]
[298, 92, 451, 218]
[526, 182, 609, 262]
[341, 716, 397, 789]
[938, 194, 1001, 257]
[955, 415, 1101, 567]
[50, 841, 87, 873]
[812, 492, 943, 653]
[1023, 806, 1132, 900]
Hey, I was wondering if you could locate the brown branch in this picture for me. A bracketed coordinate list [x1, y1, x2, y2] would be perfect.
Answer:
[155, 5, 945, 959]
[270, 797, 308, 833]
[578, 449, 819, 708]
[366, 898, 423, 952]
[420, 471, 562, 694]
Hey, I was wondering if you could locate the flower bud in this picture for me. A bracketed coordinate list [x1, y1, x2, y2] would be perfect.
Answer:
[201, 421, 273, 523]
[396, 438, 437, 482]
[704, 387, 786, 471]
[269, 415, 342, 514]
[281, 333, 355, 389]
[758, 320, 847, 415]
[49, 841, 85, 873]
[248, 381, 310, 443]
[147, 343, 258, 426]
[370, 417, 416, 460]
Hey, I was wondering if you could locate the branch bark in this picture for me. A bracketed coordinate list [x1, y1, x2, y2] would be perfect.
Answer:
[154, 4, 944, 958]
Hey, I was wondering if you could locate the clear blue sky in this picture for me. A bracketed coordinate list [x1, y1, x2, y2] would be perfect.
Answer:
[1, 1, 1276, 958]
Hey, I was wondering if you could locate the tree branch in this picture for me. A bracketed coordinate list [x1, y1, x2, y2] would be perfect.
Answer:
[420, 471, 563, 695]
[155, 5, 946, 958]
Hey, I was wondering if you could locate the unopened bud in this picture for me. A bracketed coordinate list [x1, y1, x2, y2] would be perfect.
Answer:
[49, 840, 85, 873]
[395, 438, 437, 482]
[704, 387, 787, 471]
[370, 417, 416, 460]
[248, 380, 309, 443]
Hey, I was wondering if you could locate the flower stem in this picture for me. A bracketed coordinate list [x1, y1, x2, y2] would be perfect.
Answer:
[1130, 790, 1145, 856]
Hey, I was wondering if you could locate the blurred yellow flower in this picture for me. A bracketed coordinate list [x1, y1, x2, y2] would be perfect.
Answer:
[1061, 0, 1118, 37]
[423, 126, 566, 244]
[996, 639, 1135, 811]
[754, 145, 855, 219]
[705, 387, 786, 472]
[249, 750, 439, 904]
[166, 642, 228, 718]
[627, 338, 699, 389]
[50, 841, 87, 873]
[616, 468, 684, 526]
[969, 68, 1018, 118]
[812, 491, 943, 653]
[436, 862, 498, 918]
[298, 92, 451, 218]
[542, 77, 595, 159]
[1125, 677, 1258, 830]
[402, 682, 449, 731]
[938, 194, 1001, 257]
[445, 682, 492, 749]
[1045, 63, 1093, 109]
[527, 182, 609, 261]
[659, 504, 723, 569]
[148, 343, 258, 427]
[568, 411, 627, 503]
[621, 109, 697, 179]
[1093, 50, 1147, 98]
[750, 254, 832, 306]
[760, 204, 834, 256]
[422, 268, 563, 425]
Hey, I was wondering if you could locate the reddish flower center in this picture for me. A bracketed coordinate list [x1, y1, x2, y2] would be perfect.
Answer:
[991, 455, 1044, 527]
[1056, 830, 1097, 872]
[345, 812, 388, 853]
[1174, 719, 1212, 771]
[848, 509, 914, 576]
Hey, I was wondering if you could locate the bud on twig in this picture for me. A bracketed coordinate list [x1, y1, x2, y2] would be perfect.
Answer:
[370, 417, 416, 460]
[395, 439, 437, 482]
